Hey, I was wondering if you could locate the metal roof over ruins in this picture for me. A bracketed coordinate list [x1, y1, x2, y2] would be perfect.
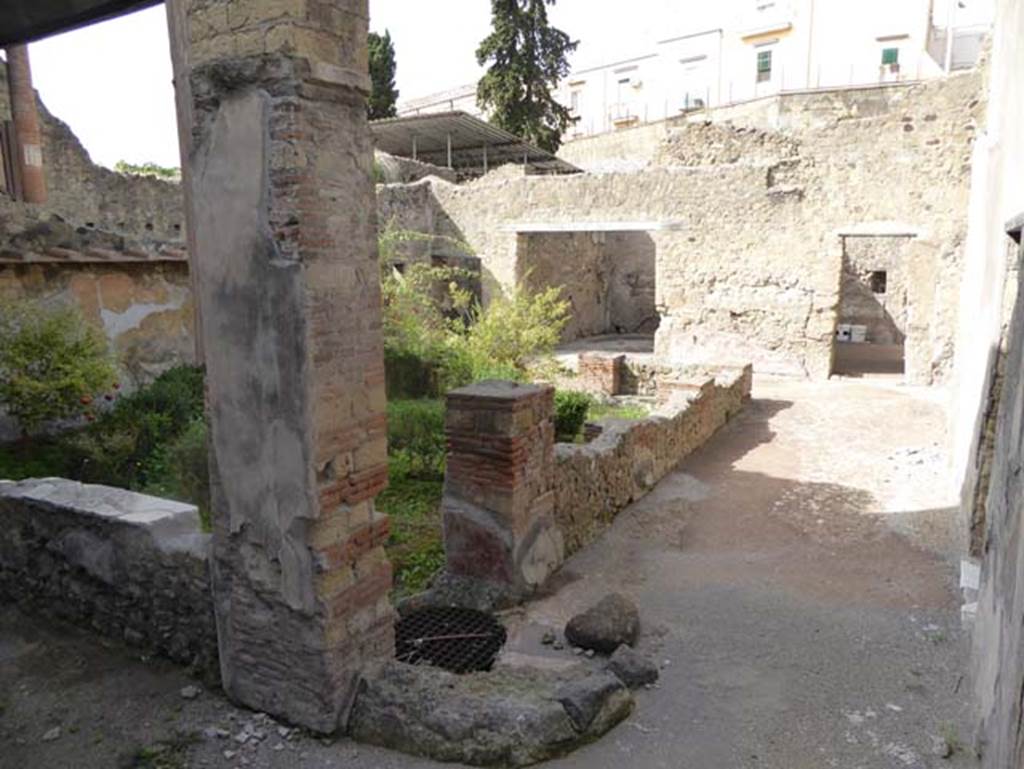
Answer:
[370, 111, 580, 179]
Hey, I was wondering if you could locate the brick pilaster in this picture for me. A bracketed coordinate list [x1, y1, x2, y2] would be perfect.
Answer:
[442, 380, 564, 601]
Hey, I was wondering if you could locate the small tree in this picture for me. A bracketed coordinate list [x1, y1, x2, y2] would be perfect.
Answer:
[0, 304, 116, 436]
[368, 30, 399, 120]
[476, 0, 577, 153]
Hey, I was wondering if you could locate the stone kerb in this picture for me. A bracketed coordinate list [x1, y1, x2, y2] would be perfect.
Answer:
[441, 380, 565, 604]
[0, 478, 217, 673]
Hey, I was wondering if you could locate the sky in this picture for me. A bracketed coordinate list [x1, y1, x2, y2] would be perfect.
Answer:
[25, 0, 703, 170]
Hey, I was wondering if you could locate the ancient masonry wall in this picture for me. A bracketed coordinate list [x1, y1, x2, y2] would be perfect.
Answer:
[441, 381, 563, 604]
[517, 230, 657, 341]
[556, 80, 952, 173]
[553, 366, 752, 555]
[377, 72, 980, 383]
[0, 59, 192, 400]
[838, 235, 915, 345]
[0, 478, 217, 674]
[437, 370, 750, 602]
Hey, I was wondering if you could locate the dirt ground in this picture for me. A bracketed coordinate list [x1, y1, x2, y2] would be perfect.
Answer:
[0, 377, 974, 768]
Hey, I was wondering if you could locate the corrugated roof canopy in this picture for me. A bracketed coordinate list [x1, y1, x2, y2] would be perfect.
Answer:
[370, 111, 580, 178]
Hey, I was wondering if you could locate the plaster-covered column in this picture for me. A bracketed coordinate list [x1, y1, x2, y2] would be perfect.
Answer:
[168, 0, 392, 732]
[5, 45, 46, 204]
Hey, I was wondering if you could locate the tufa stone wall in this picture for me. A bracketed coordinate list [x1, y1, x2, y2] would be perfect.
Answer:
[516, 231, 658, 341]
[38, 100, 184, 243]
[0, 478, 217, 675]
[379, 71, 981, 383]
[554, 366, 752, 555]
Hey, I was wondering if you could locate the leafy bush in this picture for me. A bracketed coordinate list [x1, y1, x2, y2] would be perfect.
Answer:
[144, 417, 212, 531]
[379, 229, 570, 395]
[553, 390, 593, 442]
[0, 303, 116, 436]
[67, 365, 205, 489]
[387, 399, 446, 480]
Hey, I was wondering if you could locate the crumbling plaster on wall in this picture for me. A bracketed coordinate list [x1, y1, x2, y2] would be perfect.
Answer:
[0, 261, 195, 388]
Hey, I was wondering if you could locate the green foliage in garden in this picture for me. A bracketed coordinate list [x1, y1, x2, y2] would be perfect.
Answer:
[379, 225, 570, 395]
[0, 365, 210, 527]
[0, 303, 116, 435]
[553, 390, 592, 442]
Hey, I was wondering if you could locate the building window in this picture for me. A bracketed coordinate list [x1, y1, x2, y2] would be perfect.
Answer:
[756, 50, 772, 82]
[570, 89, 581, 113]
[869, 270, 888, 294]
[881, 47, 899, 66]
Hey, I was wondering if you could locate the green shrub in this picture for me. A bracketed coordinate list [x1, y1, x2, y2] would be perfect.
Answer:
[0, 303, 116, 435]
[65, 365, 205, 490]
[553, 390, 593, 443]
[154, 417, 212, 531]
[387, 399, 446, 480]
[459, 282, 569, 381]
[379, 227, 570, 395]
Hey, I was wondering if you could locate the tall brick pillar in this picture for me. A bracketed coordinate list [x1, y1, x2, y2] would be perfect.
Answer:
[442, 381, 564, 604]
[5, 45, 47, 204]
[167, 0, 392, 732]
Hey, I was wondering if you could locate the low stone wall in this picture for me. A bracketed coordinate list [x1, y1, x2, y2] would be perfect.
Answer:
[553, 365, 752, 555]
[0, 478, 217, 675]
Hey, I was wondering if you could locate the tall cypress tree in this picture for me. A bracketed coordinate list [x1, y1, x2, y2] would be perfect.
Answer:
[368, 30, 399, 120]
[476, 0, 577, 153]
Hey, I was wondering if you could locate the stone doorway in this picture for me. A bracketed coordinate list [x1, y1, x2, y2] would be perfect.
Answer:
[832, 234, 913, 378]
[515, 229, 659, 342]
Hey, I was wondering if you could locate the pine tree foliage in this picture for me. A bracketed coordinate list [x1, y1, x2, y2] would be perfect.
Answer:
[368, 30, 399, 120]
[476, 0, 577, 153]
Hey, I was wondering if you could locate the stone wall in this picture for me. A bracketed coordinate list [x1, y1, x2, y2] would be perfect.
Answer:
[553, 365, 752, 555]
[0, 58, 185, 246]
[0, 59, 192, 412]
[954, 0, 1024, 763]
[0, 478, 217, 674]
[556, 81, 932, 172]
[38, 101, 184, 243]
[516, 230, 658, 341]
[380, 71, 980, 383]
[0, 260, 195, 388]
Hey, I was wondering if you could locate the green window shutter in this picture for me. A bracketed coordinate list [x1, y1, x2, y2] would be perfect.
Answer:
[757, 50, 772, 73]
[882, 47, 899, 65]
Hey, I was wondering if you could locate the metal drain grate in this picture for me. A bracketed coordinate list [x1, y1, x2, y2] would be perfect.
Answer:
[395, 606, 507, 674]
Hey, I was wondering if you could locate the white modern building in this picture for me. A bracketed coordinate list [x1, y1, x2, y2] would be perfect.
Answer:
[398, 0, 993, 140]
